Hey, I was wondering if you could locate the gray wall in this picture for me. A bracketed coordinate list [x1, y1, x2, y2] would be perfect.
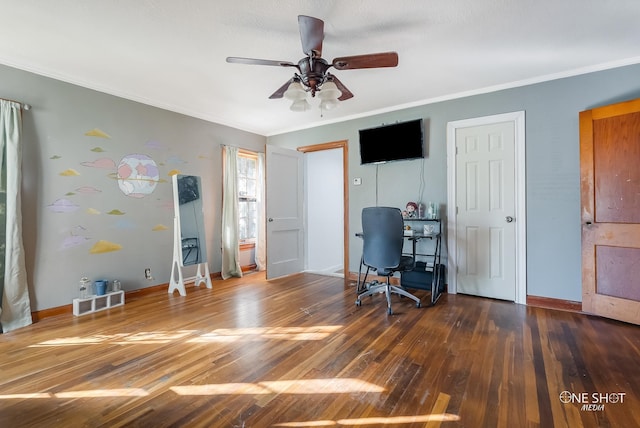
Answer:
[268, 63, 640, 302]
[3, 59, 640, 310]
[0, 64, 266, 311]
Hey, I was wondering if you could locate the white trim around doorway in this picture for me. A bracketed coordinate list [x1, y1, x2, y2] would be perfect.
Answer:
[446, 111, 527, 304]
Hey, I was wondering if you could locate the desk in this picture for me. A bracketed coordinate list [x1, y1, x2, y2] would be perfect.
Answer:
[356, 220, 444, 305]
[402, 230, 444, 304]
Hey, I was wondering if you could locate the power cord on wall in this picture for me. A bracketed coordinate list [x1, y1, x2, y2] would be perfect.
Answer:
[375, 163, 380, 206]
[417, 157, 426, 205]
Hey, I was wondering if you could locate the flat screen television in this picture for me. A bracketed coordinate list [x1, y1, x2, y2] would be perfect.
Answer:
[359, 119, 423, 164]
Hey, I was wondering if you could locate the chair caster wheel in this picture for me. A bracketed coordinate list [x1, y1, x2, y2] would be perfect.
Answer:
[416, 301, 421, 308]
[387, 307, 393, 315]
[355, 299, 361, 306]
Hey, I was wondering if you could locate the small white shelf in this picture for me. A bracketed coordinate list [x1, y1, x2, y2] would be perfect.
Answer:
[73, 290, 125, 316]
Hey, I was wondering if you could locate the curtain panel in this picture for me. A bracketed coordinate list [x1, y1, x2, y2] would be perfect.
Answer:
[221, 145, 242, 279]
[255, 152, 266, 271]
[0, 100, 32, 333]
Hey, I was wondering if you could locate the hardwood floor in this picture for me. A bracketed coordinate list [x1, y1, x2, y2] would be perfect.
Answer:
[1, 272, 639, 427]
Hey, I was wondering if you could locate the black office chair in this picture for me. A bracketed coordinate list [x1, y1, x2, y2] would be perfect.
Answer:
[356, 206, 421, 314]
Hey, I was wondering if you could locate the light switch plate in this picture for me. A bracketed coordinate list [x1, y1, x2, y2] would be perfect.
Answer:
[353, 177, 362, 186]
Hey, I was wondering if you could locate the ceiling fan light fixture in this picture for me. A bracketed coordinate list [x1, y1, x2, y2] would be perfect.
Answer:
[290, 98, 311, 112]
[284, 81, 307, 100]
[318, 81, 341, 101]
[319, 99, 339, 111]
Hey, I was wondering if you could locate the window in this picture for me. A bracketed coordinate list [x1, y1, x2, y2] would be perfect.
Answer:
[237, 151, 258, 245]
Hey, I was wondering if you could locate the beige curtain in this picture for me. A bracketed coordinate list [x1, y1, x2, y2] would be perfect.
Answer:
[255, 152, 266, 271]
[221, 145, 242, 279]
[0, 100, 31, 333]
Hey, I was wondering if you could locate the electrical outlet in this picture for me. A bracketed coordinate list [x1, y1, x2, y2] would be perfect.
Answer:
[144, 268, 152, 280]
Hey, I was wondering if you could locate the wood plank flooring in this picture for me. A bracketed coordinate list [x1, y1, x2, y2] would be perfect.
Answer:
[1, 272, 639, 427]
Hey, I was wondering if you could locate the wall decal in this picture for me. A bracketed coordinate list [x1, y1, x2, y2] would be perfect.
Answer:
[76, 186, 102, 194]
[50, 155, 61, 159]
[117, 154, 160, 198]
[61, 225, 91, 250]
[61, 235, 91, 249]
[89, 240, 122, 254]
[152, 224, 168, 231]
[81, 158, 116, 169]
[86, 208, 101, 215]
[59, 168, 80, 176]
[168, 169, 180, 176]
[72, 225, 88, 234]
[91, 147, 106, 152]
[48, 198, 79, 213]
[65, 192, 75, 196]
[85, 128, 111, 138]
[106, 209, 125, 215]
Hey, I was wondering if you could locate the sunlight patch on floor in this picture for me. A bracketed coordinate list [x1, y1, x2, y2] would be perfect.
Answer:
[0, 392, 52, 399]
[273, 391, 457, 426]
[0, 388, 149, 400]
[29, 325, 344, 347]
[273, 414, 461, 426]
[188, 325, 343, 343]
[30, 330, 197, 347]
[55, 388, 149, 398]
[171, 378, 384, 396]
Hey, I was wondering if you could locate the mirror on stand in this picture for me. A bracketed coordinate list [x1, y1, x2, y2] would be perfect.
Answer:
[169, 174, 212, 295]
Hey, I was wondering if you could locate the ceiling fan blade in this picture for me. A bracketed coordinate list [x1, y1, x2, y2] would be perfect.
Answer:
[332, 52, 399, 70]
[328, 75, 354, 101]
[268, 78, 295, 99]
[226, 57, 296, 67]
[298, 15, 324, 57]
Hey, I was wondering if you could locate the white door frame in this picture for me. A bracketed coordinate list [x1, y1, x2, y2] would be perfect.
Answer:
[446, 111, 527, 304]
[298, 141, 349, 277]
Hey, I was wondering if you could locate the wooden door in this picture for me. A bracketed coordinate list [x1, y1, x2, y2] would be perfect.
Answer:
[580, 98, 640, 325]
[455, 120, 517, 301]
[265, 145, 304, 279]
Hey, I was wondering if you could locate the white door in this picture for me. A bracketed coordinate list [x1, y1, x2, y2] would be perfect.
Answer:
[266, 145, 304, 279]
[447, 112, 526, 302]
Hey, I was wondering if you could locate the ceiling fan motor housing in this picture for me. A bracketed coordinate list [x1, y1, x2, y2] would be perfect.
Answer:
[297, 57, 331, 96]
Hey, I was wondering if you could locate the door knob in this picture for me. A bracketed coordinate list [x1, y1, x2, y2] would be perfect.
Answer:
[268, 218, 274, 222]
[506, 216, 514, 223]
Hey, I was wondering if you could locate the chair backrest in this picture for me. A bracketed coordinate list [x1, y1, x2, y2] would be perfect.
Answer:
[361, 206, 404, 272]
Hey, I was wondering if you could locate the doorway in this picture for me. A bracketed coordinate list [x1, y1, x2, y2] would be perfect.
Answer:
[298, 141, 349, 277]
[446, 112, 527, 303]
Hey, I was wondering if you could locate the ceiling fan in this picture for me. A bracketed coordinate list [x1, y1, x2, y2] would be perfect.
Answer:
[226, 15, 398, 111]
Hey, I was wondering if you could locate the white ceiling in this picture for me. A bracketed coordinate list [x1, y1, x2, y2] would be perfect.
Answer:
[2, 1, 640, 136]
